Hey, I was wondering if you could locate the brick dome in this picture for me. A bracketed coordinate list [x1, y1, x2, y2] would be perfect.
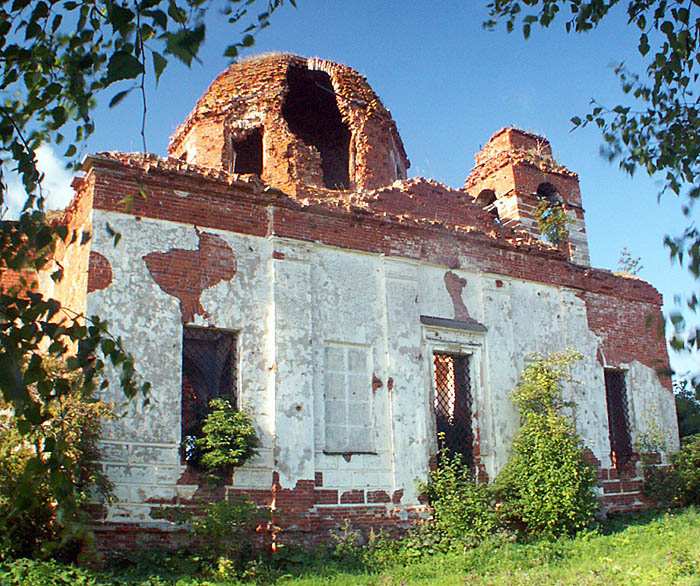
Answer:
[168, 53, 409, 195]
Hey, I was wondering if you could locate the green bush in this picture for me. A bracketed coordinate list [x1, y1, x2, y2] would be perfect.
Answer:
[0, 558, 100, 586]
[0, 422, 54, 560]
[645, 434, 700, 507]
[0, 357, 113, 560]
[419, 449, 498, 547]
[155, 497, 261, 580]
[494, 350, 598, 537]
[190, 498, 259, 563]
[535, 201, 571, 245]
[192, 399, 259, 472]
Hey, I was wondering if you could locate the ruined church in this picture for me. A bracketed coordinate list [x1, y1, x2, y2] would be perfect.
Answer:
[23, 54, 680, 546]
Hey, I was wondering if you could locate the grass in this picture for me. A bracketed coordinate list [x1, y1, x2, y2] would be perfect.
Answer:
[2, 507, 700, 585]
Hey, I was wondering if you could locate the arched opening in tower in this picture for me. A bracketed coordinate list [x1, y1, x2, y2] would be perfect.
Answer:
[282, 65, 351, 190]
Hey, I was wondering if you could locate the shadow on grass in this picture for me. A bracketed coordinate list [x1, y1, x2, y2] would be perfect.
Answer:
[599, 506, 680, 536]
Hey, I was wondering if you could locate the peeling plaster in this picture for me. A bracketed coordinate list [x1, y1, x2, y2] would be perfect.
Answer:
[143, 229, 237, 323]
[444, 271, 470, 320]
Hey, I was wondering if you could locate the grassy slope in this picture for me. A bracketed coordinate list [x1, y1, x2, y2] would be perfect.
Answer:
[2, 507, 699, 585]
[281, 508, 700, 586]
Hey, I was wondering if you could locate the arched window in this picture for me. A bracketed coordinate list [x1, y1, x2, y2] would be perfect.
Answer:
[535, 182, 562, 206]
[534, 183, 569, 245]
[475, 189, 500, 222]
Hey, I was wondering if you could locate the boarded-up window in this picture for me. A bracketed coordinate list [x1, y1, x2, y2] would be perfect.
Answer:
[324, 345, 373, 453]
[604, 369, 633, 469]
[433, 352, 473, 468]
[181, 326, 237, 463]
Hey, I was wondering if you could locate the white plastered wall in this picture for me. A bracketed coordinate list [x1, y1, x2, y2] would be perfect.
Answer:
[88, 210, 678, 524]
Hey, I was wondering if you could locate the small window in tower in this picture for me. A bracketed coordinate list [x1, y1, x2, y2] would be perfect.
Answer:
[604, 369, 634, 470]
[536, 182, 562, 205]
[475, 189, 500, 222]
[230, 128, 263, 175]
[181, 326, 238, 464]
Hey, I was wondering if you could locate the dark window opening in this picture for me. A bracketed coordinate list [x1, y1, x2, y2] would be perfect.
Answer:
[604, 369, 634, 469]
[230, 128, 263, 175]
[181, 326, 237, 464]
[282, 65, 351, 189]
[536, 182, 562, 206]
[433, 353, 474, 469]
[475, 189, 500, 222]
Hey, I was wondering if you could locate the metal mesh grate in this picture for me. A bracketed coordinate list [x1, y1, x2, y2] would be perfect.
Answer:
[433, 352, 473, 468]
[181, 326, 237, 463]
[604, 369, 633, 469]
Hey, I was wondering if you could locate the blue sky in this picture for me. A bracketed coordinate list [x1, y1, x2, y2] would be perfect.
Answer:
[8, 1, 698, 374]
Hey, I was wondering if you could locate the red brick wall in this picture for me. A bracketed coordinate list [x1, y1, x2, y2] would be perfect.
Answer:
[87, 251, 112, 293]
[579, 290, 670, 390]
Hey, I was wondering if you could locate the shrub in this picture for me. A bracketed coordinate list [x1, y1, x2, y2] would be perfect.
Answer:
[191, 399, 259, 472]
[0, 357, 113, 560]
[0, 558, 100, 586]
[494, 350, 598, 537]
[644, 434, 700, 507]
[155, 497, 261, 579]
[535, 201, 571, 245]
[190, 498, 260, 562]
[419, 449, 498, 547]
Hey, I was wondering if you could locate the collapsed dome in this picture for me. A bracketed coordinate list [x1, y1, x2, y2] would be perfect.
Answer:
[169, 54, 410, 194]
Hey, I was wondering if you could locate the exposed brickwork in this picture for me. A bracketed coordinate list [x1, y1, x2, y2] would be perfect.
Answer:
[168, 54, 409, 196]
[444, 270, 470, 320]
[87, 251, 112, 293]
[466, 127, 589, 265]
[578, 290, 671, 390]
[340, 490, 365, 504]
[2, 178, 93, 309]
[367, 490, 391, 503]
[82, 155, 661, 308]
[143, 230, 237, 323]
[0, 265, 38, 295]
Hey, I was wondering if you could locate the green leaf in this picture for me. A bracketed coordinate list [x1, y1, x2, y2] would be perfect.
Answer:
[144, 8, 167, 29]
[106, 50, 144, 84]
[152, 51, 167, 84]
[108, 89, 132, 108]
[639, 33, 649, 56]
[108, 3, 134, 34]
[165, 25, 205, 66]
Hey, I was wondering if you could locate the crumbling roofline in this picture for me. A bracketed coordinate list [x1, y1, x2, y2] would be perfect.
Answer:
[81, 154, 663, 306]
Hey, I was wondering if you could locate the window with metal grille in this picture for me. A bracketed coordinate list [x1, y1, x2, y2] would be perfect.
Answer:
[433, 352, 474, 469]
[324, 344, 374, 454]
[181, 326, 237, 463]
[604, 369, 633, 469]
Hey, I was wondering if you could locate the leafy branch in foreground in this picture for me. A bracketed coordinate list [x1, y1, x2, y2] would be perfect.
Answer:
[485, 0, 700, 376]
[0, 0, 290, 553]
